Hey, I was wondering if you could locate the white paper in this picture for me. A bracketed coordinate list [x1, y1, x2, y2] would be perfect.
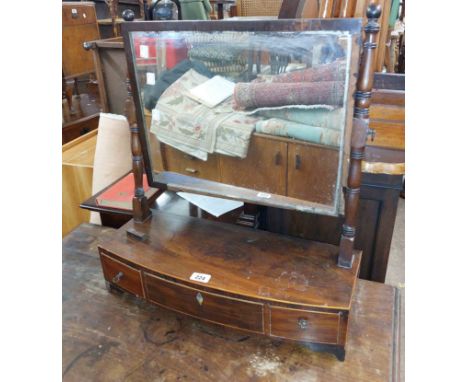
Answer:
[188, 76, 235, 108]
[177, 192, 243, 217]
[146, 72, 156, 85]
[140, 45, 149, 59]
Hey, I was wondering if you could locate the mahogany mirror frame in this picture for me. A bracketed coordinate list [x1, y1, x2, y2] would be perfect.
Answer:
[122, 19, 361, 213]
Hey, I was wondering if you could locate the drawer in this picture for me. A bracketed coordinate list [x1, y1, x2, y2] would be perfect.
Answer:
[143, 273, 264, 333]
[163, 145, 220, 181]
[100, 253, 144, 297]
[270, 306, 340, 344]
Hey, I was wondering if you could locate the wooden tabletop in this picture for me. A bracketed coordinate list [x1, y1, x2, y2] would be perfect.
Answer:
[63, 223, 401, 381]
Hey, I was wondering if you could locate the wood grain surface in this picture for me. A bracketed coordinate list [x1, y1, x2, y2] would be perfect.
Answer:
[98, 211, 361, 309]
[368, 88, 405, 151]
[62, 130, 98, 236]
[144, 273, 265, 333]
[220, 135, 288, 196]
[63, 223, 400, 381]
[62, 2, 100, 78]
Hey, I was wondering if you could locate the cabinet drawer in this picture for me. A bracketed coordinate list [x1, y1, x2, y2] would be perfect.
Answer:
[144, 273, 264, 333]
[100, 253, 144, 297]
[163, 145, 220, 181]
[270, 306, 340, 344]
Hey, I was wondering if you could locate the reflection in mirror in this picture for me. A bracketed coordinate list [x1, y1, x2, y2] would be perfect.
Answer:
[129, 30, 354, 215]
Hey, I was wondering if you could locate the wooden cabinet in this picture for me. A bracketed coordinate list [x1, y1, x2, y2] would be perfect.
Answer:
[62, 2, 100, 78]
[220, 135, 287, 195]
[160, 134, 339, 208]
[287, 142, 339, 206]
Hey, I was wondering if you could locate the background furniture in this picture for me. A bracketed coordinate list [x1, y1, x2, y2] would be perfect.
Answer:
[209, 0, 236, 19]
[62, 2, 101, 79]
[84, 37, 127, 115]
[236, 0, 400, 73]
[366, 72, 405, 167]
[63, 223, 402, 380]
[62, 111, 100, 144]
[62, 130, 98, 236]
[62, 2, 102, 143]
[70, 0, 145, 37]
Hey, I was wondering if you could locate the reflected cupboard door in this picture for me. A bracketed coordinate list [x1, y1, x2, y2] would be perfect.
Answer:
[220, 135, 287, 196]
[287, 142, 339, 206]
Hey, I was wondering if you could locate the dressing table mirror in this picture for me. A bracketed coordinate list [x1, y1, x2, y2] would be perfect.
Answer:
[98, 5, 381, 361]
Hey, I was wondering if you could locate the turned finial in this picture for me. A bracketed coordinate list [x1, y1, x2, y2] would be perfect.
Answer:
[366, 3, 382, 19]
[365, 4, 382, 34]
[122, 9, 135, 21]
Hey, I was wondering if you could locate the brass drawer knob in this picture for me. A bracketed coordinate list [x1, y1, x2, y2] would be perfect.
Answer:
[196, 292, 204, 306]
[298, 318, 308, 329]
[112, 271, 124, 284]
[185, 167, 199, 174]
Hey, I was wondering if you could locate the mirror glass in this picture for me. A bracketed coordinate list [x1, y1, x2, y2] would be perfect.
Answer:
[128, 28, 356, 215]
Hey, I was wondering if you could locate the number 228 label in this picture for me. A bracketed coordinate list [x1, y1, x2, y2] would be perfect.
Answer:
[190, 272, 211, 283]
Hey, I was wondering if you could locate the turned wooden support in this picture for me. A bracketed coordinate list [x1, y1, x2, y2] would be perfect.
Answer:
[138, 0, 146, 19]
[125, 76, 152, 223]
[319, 0, 334, 18]
[338, 0, 357, 17]
[338, 4, 381, 268]
[105, 0, 119, 37]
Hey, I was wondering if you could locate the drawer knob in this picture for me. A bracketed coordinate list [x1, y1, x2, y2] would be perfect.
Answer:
[112, 271, 124, 284]
[295, 154, 301, 170]
[185, 167, 199, 174]
[275, 152, 281, 165]
[298, 318, 308, 329]
[196, 292, 204, 306]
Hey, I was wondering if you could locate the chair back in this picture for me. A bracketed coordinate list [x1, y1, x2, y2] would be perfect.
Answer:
[237, 0, 283, 16]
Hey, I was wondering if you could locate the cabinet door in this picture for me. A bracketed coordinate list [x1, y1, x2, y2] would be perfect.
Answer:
[287, 142, 340, 206]
[220, 135, 287, 196]
[163, 145, 220, 182]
